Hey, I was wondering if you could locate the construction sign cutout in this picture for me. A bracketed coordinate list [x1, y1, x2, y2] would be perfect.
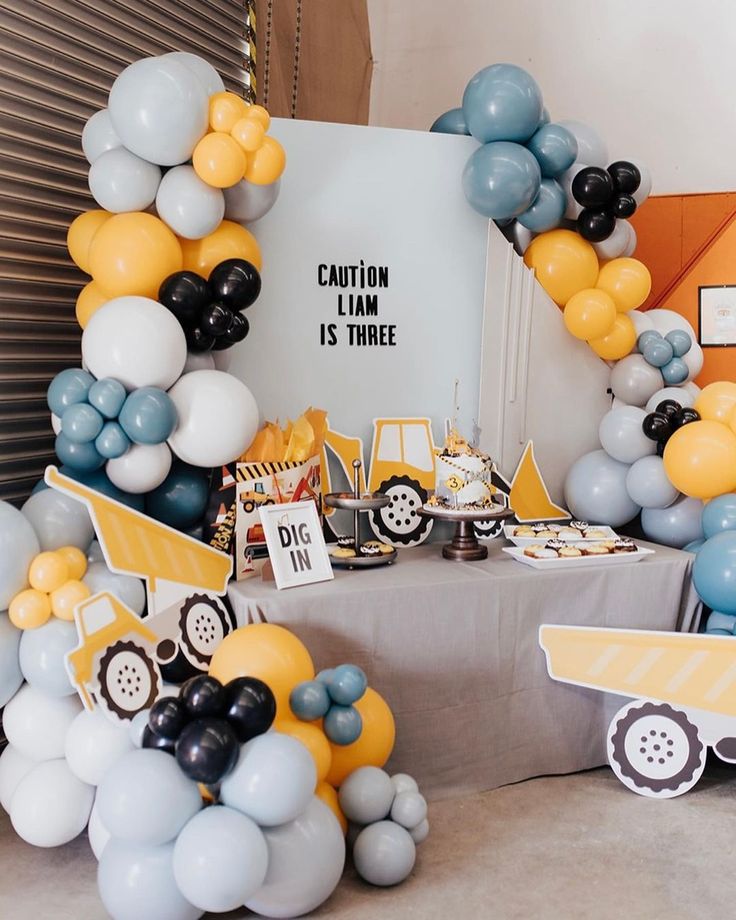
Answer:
[46, 466, 234, 724]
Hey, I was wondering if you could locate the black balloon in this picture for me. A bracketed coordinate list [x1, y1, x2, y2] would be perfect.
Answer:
[213, 313, 250, 350]
[655, 399, 682, 418]
[612, 194, 637, 219]
[161, 648, 201, 684]
[223, 677, 276, 743]
[175, 717, 240, 784]
[148, 697, 188, 740]
[656, 439, 666, 457]
[200, 302, 233, 337]
[571, 167, 614, 208]
[209, 259, 262, 311]
[673, 407, 700, 429]
[185, 325, 215, 353]
[608, 161, 641, 195]
[642, 411, 672, 441]
[577, 208, 616, 242]
[159, 272, 211, 329]
[142, 725, 176, 755]
[180, 675, 227, 719]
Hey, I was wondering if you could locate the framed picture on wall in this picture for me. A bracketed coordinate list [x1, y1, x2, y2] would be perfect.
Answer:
[699, 285, 736, 347]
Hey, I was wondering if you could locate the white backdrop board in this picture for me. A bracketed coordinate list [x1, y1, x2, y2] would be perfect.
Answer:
[228, 119, 488, 452]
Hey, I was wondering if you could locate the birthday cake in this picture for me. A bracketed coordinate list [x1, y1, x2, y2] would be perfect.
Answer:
[430, 426, 499, 509]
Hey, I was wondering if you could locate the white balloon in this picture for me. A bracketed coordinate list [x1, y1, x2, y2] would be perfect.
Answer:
[108, 56, 208, 167]
[683, 381, 702, 401]
[648, 308, 696, 339]
[182, 351, 215, 373]
[391, 773, 419, 796]
[623, 222, 638, 256]
[167, 370, 259, 468]
[0, 612, 23, 708]
[558, 121, 608, 167]
[0, 744, 38, 812]
[632, 161, 652, 205]
[163, 52, 225, 95]
[683, 341, 704, 383]
[645, 386, 695, 412]
[641, 495, 704, 548]
[410, 818, 430, 844]
[82, 296, 187, 391]
[82, 109, 122, 164]
[18, 618, 77, 697]
[609, 355, 664, 407]
[223, 178, 281, 224]
[559, 162, 586, 220]
[88, 797, 111, 860]
[106, 442, 172, 494]
[10, 759, 94, 847]
[593, 219, 632, 261]
[3, 684, 81, 761]
[212, 349, 232, 372]
[51, 412, 62, 434]
[89, 147, 161, 213]
[0, 501, 40, 606]
[65, 708, 135, 786]
[352, 820, 416, 887]
[83, 561, 146, 615]
[628, 309, 654, 339]
[626, 455, 679, 509]
[87, 539, 106, 563]
[599, 406, 655, 464]
[155, 165, 224, 240]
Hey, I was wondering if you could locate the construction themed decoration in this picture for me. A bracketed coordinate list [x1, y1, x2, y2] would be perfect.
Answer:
[509, 441, 569, 523]
[258, 500, 334, 590]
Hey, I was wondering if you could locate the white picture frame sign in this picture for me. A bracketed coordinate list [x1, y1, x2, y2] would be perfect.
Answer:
[258, 501, 334, 590]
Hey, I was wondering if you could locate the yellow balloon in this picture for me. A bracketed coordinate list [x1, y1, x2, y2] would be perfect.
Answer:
[9, 589, 52, 630]
[276, 718, 332, 783]
[664, 420, 736, 499]
[76, 281, 107, 329]
[209, 623, 314, 716]
[193, 132, 247, 189]
[563, 288, 617, 340]
[244, 104, 271, 131]
[67, 210, 111, 274]
[695, 382, 736, 424]
[89, 212, 183, 299]
[28, 552, 69, 593]
[56, 545, 87, 581]
[315, 781, 347, 834]
[244, 136, 286, 186]
[209, 91, 249, 133]
[180, 220, 262, 276]
[50, 579, 91, 621]
[523, 230, 599, 306]
[588, 313, 637, 361]
[325, 687, 396, 788]
[596, 258, 651, 312]
[231, 117, 266, 153]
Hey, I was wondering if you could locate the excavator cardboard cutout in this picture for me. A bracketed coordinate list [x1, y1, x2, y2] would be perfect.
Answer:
[46, 466, 234, 723]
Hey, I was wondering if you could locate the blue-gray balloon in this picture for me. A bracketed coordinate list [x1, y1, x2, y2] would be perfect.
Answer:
[625, 456, 678, 509]
[0, 612, 23, 707]
[83, 561, 146, 615]
[98, 839, 203, 920]
[664, 329, 692, 357]
[641, 495, 704, 549]
[21, 485, 94, 551]
[706, 610, 736, 634]
[564, 450, 640, 527]
[526, 123, 577, 177]
[661, 357, 689, 385]
[289, 679, 331, 721]
[462, 141, 541, 219]
[88, 377, 127, 419]
[61, 403, 104, 444]
[429, 107, 470, 135]
[516, 178, 566, 232]
[642, 337, 674, 368]
[328, 663, 368, 705]
[47, 367, 95, 417]
[18, 618, 77, 697]
[323, 703, 362, 745]
[55, 432, 105, 472]
[339, 766, 395, 825]
[96, 421, 131, 459]
[353, 820, 416, 887]
[245, 797, 345, 919]
[119, 387, 178, 445]
[462, 63, 543, 144]
[0, 502, 40, 608]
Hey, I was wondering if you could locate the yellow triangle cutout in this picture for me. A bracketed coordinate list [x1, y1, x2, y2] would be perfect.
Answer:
[509, 442, 570, 522]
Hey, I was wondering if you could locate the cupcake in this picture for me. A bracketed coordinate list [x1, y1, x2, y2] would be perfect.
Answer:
[363, 540, 394, 555]
[337, 534, 355, 548]
[559, 545, 583, 558]
[557, 527, 581, 538]
[613, 538, 637, 553]
[523, 544, 545, 558]
[514, 526, 536, 537]
[331, 547, 356, 558]
[584, 528, 608, 539]
[360, 544, 381, 557]
[536, 529, 557, 539]
[570, 521, 589, 532]
[532, 548, 559, 559]
[583, 543, 610, 555]
[545, 539, 566, 551]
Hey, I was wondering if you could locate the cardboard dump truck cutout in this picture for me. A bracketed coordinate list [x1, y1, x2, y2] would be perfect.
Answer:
[46, 466, 234, 722]
[540, 624, 736, 799]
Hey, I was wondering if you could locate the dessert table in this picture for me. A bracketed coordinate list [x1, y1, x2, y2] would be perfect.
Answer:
[228, 540, 701, 801]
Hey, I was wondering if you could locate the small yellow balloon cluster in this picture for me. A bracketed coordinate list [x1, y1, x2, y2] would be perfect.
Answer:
[9, 546, 90, 630]
[192, 93, 285, 190]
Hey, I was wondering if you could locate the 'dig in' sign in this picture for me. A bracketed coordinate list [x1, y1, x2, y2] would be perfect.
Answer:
[279, 520, 313, 573]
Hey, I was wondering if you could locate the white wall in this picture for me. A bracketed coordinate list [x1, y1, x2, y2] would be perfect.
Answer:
[367, 0, 736, 195]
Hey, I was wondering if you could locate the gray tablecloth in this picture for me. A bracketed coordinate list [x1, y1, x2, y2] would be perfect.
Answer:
[228, 541, 701, 801]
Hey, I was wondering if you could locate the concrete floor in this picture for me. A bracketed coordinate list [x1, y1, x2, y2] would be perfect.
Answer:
[1, 764, 734, 920]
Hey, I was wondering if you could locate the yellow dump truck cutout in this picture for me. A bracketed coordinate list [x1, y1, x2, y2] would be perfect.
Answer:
[46, 466, 234, 722]
[539, 624, 736, 798]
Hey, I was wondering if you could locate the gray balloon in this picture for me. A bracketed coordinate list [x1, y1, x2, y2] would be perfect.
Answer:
[598, 406, 655, 464]
[87, 539, 106, 564]
[98, 838, 203, 920]
[353, 821, 416, 887]
[390, 773, 419, 796]
[89, 146, 161, 213]
[0, 612, 23, 707]
[609, 355, 664, 408]
[0, 501, 40, 608]
[625, 456, 678, 509]
[245, 797, 345, 919]
[409, 818, 429, 844]
[390, 791, 427, 831]
[338, 766, 395, 825]
[18, 618, 77, 697]
[223, 178, 281, 223]
[163, 52, 225, 95]
[96, 749, 202, 846]
[83, 561, 146, 615]
[156, 165, 224, 240]
[564, 449, 640, 527]
[81, 108, 122, 164]
[21, 488, 94, 552]
[129, 708, 151, 748]
[641, 495, 704, 548]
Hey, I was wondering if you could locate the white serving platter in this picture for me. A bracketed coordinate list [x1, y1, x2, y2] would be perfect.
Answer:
[502, 545, 655, 570]
[503, 525, 618, 546]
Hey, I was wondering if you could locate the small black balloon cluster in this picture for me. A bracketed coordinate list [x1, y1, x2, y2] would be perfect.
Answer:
[642, 399, 700, 456]
[159, 258, 261, 354]
[143, 674, 276, 785]
[572, 161, 641, 242]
